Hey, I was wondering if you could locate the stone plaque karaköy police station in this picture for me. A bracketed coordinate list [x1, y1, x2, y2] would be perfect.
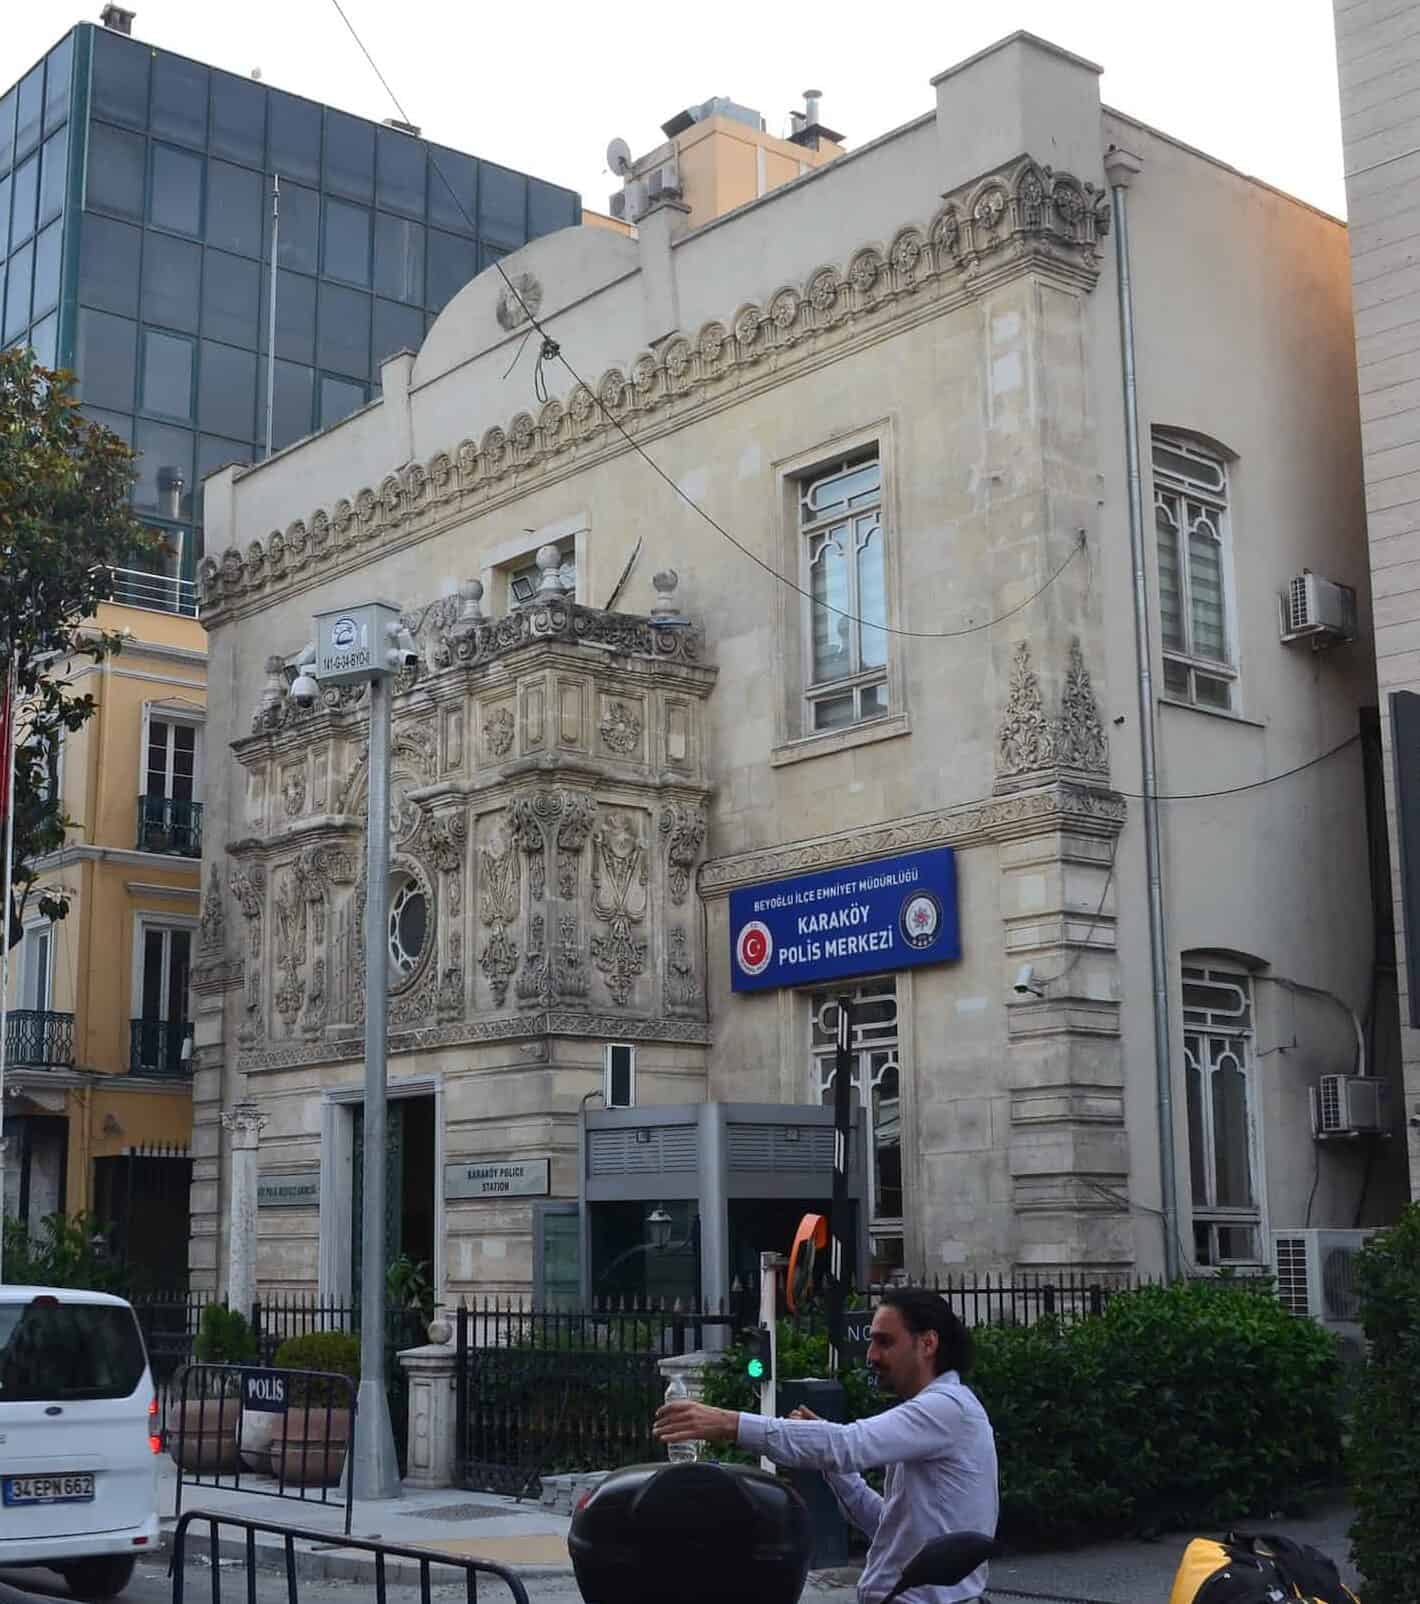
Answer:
[444, 1158, 551, 1200]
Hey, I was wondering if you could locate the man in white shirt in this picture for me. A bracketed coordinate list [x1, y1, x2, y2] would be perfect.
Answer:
[655, 1287, 998, 1604]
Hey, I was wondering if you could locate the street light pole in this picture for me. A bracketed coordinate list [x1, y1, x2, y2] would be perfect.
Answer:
[296, 600, 413, 1502]
[354, 669, 400, 1500]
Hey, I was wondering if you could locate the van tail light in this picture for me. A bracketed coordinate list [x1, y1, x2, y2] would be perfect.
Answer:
[148, 1396, 162, 1455]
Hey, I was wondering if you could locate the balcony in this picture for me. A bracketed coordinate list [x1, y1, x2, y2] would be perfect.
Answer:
[5, 1009, 76, 1068]
[110, 566, 199, 617]
[136, 796, 204, 857]
[129, 1019, 192, 1078]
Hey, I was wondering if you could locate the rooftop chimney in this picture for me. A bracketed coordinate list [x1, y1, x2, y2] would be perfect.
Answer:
[803, 89, 822, 127]
[100, 4, 136, 33]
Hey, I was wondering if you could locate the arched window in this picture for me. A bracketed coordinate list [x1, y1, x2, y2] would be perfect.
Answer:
[1152, 431, 1237, 712]
[1182, 957, 1260, 1267]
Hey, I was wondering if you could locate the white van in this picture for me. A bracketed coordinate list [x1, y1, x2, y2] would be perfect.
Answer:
[0, 1287, 160, 1598]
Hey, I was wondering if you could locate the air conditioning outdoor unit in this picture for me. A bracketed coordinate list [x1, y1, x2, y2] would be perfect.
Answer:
[1279, 573, 1356, 645]
[1311, 1073, 1390, 1138]
[1272, 1228, 1375, 1361]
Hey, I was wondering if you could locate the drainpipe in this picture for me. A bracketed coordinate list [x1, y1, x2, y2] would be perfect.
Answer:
[1105, 145, 1182, 1282]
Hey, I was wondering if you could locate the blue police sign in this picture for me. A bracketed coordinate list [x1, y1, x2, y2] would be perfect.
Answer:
[729, 847, 960, 992]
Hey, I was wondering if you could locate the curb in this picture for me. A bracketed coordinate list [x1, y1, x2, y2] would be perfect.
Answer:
[157, 1526, 575, 1583]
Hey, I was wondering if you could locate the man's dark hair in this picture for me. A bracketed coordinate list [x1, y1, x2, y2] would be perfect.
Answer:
[879, 1288, 973, 1377]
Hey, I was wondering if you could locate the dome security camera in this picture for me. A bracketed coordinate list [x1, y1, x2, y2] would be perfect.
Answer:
[290, 667, 320, 708]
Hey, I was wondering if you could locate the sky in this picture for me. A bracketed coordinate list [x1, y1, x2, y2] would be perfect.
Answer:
[4, 0, 1348, 219]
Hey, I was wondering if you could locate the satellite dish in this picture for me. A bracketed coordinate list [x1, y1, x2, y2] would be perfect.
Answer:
[606, 137, 633, 177]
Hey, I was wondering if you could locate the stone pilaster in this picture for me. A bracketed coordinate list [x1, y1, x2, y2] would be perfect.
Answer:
[221, 1100, 268, 1316]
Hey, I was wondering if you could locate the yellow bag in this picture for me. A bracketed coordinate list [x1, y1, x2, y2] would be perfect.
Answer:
[1167, 1533, 1360, 1604]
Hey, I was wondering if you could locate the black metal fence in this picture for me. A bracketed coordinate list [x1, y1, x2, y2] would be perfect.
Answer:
[861, 1271, 1132, 1327]
[455, 1298, 738, 1497]
[136, 793, 204, 855]
[169, 1362, 357, 1534]
[171, 1509, 531, 1604]
[133, 1290, 214, 1390]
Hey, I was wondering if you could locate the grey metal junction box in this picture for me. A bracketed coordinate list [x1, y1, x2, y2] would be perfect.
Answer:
[579, 1102, 869, 1318]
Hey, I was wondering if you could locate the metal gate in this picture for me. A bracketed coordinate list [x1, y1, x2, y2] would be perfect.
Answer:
[454, 1300, 732, 1496]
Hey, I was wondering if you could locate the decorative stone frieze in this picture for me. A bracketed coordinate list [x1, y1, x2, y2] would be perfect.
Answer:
[995, 637, 1109, 793]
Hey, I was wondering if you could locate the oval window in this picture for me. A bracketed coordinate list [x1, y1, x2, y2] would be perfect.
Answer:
[387, 872, 428, 984]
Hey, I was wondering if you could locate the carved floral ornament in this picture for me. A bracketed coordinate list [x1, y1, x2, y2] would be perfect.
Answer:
[996, 637, 1109, 781]
[200, 156, 1110, 624]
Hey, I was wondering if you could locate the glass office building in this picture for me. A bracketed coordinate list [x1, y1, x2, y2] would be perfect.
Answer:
[0, 21, 580, 611]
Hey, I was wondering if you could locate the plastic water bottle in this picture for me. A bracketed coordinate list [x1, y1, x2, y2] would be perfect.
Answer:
[663, 1372, 702, 1463]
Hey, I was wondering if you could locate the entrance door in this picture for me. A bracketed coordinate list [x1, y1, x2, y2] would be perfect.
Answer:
[350, 1095, 435, 1308]
[134, 925, 191, 1075]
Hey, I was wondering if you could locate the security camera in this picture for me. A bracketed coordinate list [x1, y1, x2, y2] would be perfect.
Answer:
[386, 624, 420, 669]
[1013, 963, 1045, 998]
[290, 667, 320, 708]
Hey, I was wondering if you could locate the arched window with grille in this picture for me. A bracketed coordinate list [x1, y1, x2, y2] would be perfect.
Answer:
[1152, 431, 1238, 712]
[1182, 958, 1262, 1267]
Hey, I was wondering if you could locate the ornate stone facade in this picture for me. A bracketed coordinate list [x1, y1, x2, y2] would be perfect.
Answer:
[222, 577, 716, 1072]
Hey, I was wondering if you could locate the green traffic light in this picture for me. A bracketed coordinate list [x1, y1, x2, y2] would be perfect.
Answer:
[746, 1357, 765, 1380]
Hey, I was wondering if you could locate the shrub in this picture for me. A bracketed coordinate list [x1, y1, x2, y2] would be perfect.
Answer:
[701, 1279, 1342, 1546]
[272, 1330, 361, 1406]
[2, 1212, 125, 1292]
[192, 1303, 257, 1365]
[1349, 1205, 1420, 1604]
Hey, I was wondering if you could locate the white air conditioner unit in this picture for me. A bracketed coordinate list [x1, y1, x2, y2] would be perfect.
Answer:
[1311, 1073, 1390, 1138]
[1272, 1228, 1375, 1360]
[1279, 573, 1356, 645]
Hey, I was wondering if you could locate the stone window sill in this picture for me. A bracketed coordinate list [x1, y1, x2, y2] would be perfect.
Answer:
[770, 711, 912, 768]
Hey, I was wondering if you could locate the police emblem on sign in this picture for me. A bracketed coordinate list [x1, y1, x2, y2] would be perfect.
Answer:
[736, 919, 774, 977]
[899, 891, 942, 951]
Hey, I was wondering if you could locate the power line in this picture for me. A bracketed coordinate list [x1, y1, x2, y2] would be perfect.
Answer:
[325, 0, 1085, 641]
[1119, 731, 1360, 803]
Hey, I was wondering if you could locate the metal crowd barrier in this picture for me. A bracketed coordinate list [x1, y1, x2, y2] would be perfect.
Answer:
[169, 1363, 357, 1536]
[170, 1511, 532, 1604]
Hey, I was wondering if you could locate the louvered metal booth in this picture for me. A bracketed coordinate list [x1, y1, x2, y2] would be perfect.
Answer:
[578, 1103, 870, 1332]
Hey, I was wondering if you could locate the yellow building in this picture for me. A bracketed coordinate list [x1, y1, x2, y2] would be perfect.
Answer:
[3, 577, 205, 1287]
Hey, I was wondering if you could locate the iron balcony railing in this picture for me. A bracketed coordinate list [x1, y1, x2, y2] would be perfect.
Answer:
[129, 1018, 192, 1078]
[110, 566, 198, 617]
[4, 1009, 76, 1067]
[136, 795, 203, 857]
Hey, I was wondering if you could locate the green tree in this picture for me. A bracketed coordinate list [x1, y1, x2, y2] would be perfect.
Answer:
[0, 348, 159, 946]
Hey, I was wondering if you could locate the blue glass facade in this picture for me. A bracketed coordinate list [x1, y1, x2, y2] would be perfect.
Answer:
[0, 24, 580, 594]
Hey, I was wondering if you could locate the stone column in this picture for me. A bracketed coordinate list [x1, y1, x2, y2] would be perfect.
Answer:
[400, 1318, 455, 1489]
[657, 1350, 712, 1402]
[221, 1101, 267, 1319]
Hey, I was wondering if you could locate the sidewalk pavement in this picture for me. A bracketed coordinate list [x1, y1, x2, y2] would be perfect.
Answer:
[158, 1458, 1362, 1601]
[156, 1460, 576, 1584]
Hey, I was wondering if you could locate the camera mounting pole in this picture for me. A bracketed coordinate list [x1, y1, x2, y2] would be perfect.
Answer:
[296, 598, 415, 1500]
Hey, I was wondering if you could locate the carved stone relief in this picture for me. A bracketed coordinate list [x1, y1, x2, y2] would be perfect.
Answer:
[664, 927, 703, 1016]
[599, 699, 643, 756]
[272, 869, 307, 1029]
[229, 863, 266, 1045]
[659, 803, 707, 906]
[200, 862, 225, 954]
[478, 822, 520, 1007]
[484, 705, 515, 759]
[590, 811, 649, 1007]
[997, 638, 1108, 787]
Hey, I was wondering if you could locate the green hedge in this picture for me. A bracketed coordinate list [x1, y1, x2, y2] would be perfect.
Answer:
[703, 1280, 1342, 1546]
[1349, 1205, 1420, 1604]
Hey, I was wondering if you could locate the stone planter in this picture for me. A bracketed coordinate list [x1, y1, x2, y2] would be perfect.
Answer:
[270, 1438, 347, 1487]
[239, 1409, 283, 1474]
[167, 1400, 240, 1473]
